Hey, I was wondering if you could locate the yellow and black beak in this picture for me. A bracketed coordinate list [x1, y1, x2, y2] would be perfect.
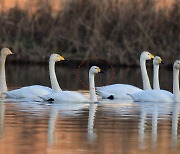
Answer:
[59, 55, 65, 61]
[158, 57, 163, 64]
[9, 51, 14, 55]
[59, 55, 69, 62]
[97, 67, 101, 73]
[150, 54, 154, 59]
[97, 67, 105, 73]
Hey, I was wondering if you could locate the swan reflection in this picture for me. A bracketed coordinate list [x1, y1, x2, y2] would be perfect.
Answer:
[171, 103, 180, 147]
[87, 103, 97, 142]
[138, 102, 172, 149]
[0, 101, 5, 138]
[47, 105, 58, 144]
[47, 101, 89, 144]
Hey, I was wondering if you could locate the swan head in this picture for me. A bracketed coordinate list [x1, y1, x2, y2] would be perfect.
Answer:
[173, 60, 180, 70]
[141, 51, 154, 60]
[50, 54, 65, 62]
[1, 48, 13, 56]
[89, 66, 102, 74]
[153, 56, 162, 65]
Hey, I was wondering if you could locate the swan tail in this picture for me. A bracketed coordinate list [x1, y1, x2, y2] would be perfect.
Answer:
[38, 96, 54, 103]
[107, 95, 114, 100]
[96, 90, 115, 100]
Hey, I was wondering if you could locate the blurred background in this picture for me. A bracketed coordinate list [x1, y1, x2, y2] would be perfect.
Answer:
[0, 0, 179, 65]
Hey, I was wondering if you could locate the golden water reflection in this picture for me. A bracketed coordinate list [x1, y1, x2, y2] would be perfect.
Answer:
[0, 99, 180, 154]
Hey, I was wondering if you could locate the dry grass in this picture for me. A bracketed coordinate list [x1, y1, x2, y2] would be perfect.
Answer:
[0, 0, 179, 65]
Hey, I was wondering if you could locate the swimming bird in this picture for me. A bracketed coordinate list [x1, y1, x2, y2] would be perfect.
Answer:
[4, 54, 65, 100]
[40, 66, 102, 103]
[128, 60, 180, 103]
[96, 51, 154, 100]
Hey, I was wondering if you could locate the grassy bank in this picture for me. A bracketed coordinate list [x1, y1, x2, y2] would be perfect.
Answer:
[0, 0, 179, 66]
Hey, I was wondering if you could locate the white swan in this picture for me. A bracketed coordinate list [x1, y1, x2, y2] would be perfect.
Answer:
[129, 60, 180, 103]
[96, 51, 154, 99]
[40, 66, 102, 103]
[4, 54, 65, 99]
[0, 48, 13, 95]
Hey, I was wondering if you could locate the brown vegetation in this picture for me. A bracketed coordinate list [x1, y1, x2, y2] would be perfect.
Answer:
[0, 0, 179, 65]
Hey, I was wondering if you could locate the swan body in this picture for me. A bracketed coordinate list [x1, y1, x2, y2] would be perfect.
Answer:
[129, 60, 180, 103]
[40, 66, 102, 103]
[97, 51, 154, 99]
[97, 84, 142, 99]
[41, 91, 88, 103]
[0, 48, 13, 95]
[4, 54, 65, 99]
[5, 85, 53, 99]
[129, 90, 173, 102]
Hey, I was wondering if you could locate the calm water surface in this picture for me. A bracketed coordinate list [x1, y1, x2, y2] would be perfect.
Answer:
[0, 64, 179, 154]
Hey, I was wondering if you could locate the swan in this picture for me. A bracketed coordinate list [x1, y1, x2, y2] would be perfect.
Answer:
[40, 66, 102, 103]
[4, 54, 65, 99]
[0, 48, 13, 95]
[129, 60, 180, 103]
[96, 51, 154, 100]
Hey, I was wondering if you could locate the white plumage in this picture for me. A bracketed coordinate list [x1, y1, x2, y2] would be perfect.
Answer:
[97, 51, 154, 99]
[97, 84, 142, 99]
[128, 90, 173, 103]
[5, 85, 52, 99]
[4, 54, 65, 99]
[40, 91, 88, 103]
[40, 66, 102, 103]
[129, 60, 180, 103]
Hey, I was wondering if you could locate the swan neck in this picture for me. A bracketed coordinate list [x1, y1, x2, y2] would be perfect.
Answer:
[0, 55, 7, 94]
[140, 57, 151, 90]
[153, 65, 160, 90]
[49, 60, 62, 92]
[173, 68, 179, 101]
[89, 73, 97, 102]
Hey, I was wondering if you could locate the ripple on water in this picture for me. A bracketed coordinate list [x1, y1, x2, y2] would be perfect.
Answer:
[0, 96, 180, 154]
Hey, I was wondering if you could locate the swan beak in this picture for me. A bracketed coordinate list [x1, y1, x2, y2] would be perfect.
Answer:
[158, 58, 162, 64]
[97, 68, 101, 73]
[150, 54, 154, 59]
[59, 56, 65, 61]
[98, 68, 105, 73]
[10, 51, 14, 55]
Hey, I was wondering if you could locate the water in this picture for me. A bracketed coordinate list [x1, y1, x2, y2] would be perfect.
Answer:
[0, 64, 179, 154]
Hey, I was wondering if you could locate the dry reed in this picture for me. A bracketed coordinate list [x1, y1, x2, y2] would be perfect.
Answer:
[0, 0, 179, 65]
